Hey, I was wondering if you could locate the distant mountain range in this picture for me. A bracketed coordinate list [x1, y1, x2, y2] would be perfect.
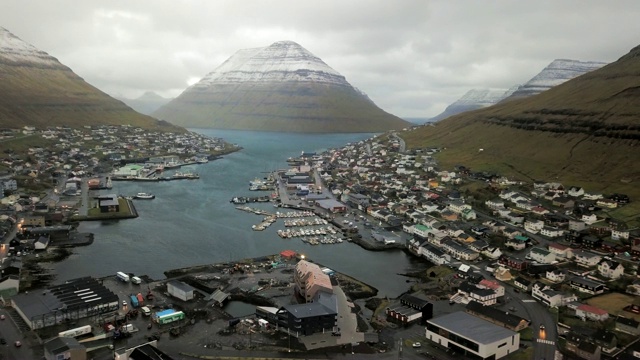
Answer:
[403, 45, 640, 206]
[117, 91, 172, 115]
[505, 59, 607, 99]
[430, 87, 519, 122]
[432, 59, 607, 122]
[154, 40, 409, 133]
[0, 27, 180, 131]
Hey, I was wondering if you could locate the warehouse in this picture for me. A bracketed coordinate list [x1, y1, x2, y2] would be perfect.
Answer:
[167, 280, 196, 301]
[11, 277, 120, 329]
[426, 311, 520, 359]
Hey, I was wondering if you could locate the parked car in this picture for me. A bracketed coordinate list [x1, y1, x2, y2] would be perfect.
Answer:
[412, 342, 421, 348]
[14, 341, 21, 348]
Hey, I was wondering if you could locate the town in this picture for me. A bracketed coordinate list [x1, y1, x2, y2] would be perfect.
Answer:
[0, 126, 638, 360]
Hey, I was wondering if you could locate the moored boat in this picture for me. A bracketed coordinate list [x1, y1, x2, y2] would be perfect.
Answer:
[134, 192, 155, 199]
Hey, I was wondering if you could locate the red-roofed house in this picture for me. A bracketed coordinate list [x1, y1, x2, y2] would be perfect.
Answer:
[478, 279, 505, 297]
[576, 304, 609, 321]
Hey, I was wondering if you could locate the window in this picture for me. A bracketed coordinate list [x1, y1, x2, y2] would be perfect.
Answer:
[498, 342, 507, 348]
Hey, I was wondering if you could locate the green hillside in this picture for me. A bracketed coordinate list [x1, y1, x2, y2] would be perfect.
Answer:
[402, 45, 640, 222]
[154, 82, 409, 133]
[0, 62, 182, 132]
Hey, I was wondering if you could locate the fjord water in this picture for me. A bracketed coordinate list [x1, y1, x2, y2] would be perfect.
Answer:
[50, 129, 428, 297]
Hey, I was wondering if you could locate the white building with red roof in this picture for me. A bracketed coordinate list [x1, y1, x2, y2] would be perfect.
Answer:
[576, 304, 609, 321]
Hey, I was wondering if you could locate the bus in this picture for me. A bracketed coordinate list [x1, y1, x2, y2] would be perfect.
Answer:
[116, 272, 130, 282]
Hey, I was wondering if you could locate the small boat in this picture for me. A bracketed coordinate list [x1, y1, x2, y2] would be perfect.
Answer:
[134, 192, 155, 200]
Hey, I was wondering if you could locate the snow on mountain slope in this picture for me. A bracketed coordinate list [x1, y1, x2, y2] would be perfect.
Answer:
[430, 86, 518, 122]
[0, 27, 61, 66]
[194, 40, 347, 87]
[509, 59, 607, 98]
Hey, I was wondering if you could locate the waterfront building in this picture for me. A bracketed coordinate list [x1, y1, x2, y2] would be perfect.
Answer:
[167, 280, 196, 301]
[465, 301, 530, 331]
[385, 294, 433, 324]
[425, 311, 520, 359]
[294, 260, 333, 302]
[11, 277, 120, 329]
[256, 291, 337, 337]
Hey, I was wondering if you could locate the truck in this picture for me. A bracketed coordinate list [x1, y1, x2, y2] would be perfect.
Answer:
[129, 294, 139, 308]
[116, 272, 130, 282]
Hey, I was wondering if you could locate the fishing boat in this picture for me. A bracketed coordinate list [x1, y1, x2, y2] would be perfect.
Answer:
[134, 192, 155, 200]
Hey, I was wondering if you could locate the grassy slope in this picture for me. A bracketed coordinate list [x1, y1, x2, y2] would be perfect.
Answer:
[0, 63, 184, 133]
[401, 45, 640, 222]
[154, 83, 409, 133]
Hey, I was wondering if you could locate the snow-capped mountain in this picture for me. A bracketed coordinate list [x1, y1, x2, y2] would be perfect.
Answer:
[0, 27, 62, 67]
[194, 41, 347, 87]
[507, 59, 607, 99]
[154, 41, 408, 133]
[430, 86, 519, 122]
[0, 27, 176, 131]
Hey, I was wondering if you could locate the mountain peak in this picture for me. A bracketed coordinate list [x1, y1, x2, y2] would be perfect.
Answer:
[0, 27, 61, 68]
[154, 40, 408, 133]
[194, 40, 344, 87]
[507, 58, 607, 99]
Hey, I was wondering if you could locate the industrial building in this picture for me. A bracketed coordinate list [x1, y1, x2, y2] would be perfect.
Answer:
[385, 294, 433, 324]
[256, 290, 338, 337]
[426, 311, 520, 359]
[167, 280, 196, 301]
[11, 277, 120, 329]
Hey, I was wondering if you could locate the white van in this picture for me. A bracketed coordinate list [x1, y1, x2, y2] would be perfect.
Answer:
[131, 276, 142, 285]
[141, 306, 151, 316]
[116, 272, 130, 282]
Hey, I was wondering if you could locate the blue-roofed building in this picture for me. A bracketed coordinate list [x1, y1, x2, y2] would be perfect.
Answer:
[256, 291, 337, 337]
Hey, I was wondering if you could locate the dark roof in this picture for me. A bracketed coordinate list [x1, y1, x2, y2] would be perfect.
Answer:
[44, 336, 84, 354]
[514, 276, 531, 286]
[283, 292, 337, 319]
[12, 277, 119, 320]
[465, 301, 529, 328]
[427, 311, 517, 345]
[566, 332, 599, 354]
[399, 294, 430, 309]
[128, 343, 175, 360]
[616, 316, 640, 327]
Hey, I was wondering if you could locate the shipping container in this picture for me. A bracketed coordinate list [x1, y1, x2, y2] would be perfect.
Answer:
[129, 294, 139, 308]
[153, 309, 185, 324]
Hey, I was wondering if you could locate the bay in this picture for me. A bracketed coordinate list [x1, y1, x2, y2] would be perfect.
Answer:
[49, 129, 428, 297]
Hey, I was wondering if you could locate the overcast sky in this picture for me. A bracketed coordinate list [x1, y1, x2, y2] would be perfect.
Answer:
[3, 1, 640, 118]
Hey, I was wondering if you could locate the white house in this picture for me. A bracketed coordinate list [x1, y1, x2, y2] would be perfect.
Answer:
[573, 251, 602, 267]
[485, 199, 505, 210]
[532, 283, 577, 307]
[524, 219, 544, 234]
[548, 243, 573, 259]
[576, 304, 609, 321]
[540, 227, 565, 238]
[598, 260, 624, 280]
[545, 269, 566, 283]
[611, 229, 630, 241]
[420, 243, 451, 265]
[581, 213, 598, 225]
[528, 247, 556, 264]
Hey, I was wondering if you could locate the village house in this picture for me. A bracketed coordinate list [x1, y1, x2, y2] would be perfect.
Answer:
[568, 219, 587, 232]
[575, 304, 609, 322]
[505, 235, 528, 251]
[498, 255, 529, 271]
[528, 247, 556, 264]
[582, 213, 598, 225]
[441, 239, 479, 261]
[494, 267, 513, 282]
[540, 226, 565, 238]
[569, 277, 606, 295]
[453, 281, 500, 306]
[531, 282, 577, 307]
[524, 219, 545, 234]
[545, 269, 567, 283]
[573, 250, 602, 267]
[611, 228, 630, 240]
[420, 243, 451, 265]
[513, 277, 531, 292]
[565, 332, 601, 360]
[485, 198, 505, 210]
[548, 242, 573, 259]
[615, 316, 640, 336]
[597, 259, 624, 280]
